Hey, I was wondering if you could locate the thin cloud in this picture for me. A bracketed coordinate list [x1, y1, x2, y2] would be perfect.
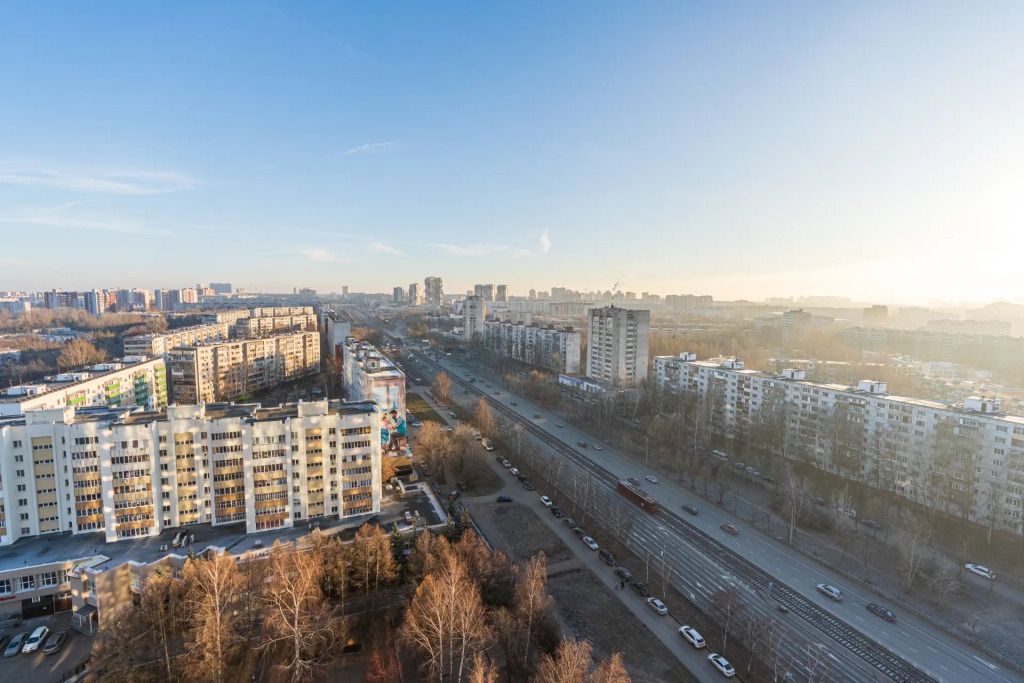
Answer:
[0, 164, 196, 194]
[300, 247, 349, 263]
[0, 208, 167, 235]
[540, 230, 551, 254]
[436, 244, 509, 257]
[510, 248, 532, 258]
[344, 141, 396, 155]
[368, 242, 401, 254]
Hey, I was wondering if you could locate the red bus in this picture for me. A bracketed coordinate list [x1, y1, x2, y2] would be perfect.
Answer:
[617, 479, 659, 513]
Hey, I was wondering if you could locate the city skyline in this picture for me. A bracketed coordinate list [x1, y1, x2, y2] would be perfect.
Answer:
[2, 3, 1023, 303]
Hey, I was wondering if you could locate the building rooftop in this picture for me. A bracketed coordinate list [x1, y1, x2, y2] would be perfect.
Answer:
[0, 357, 162, 404]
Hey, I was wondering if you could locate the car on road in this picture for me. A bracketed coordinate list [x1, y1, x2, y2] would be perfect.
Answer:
[745, 466, 760, 476]
[965, 564, 995, 579]
[582, 536, 599, 550]
[510, 401, 518, 406]
[630, 582, 650, 597]
[497, 495, 513, 503]
[681, 504, 698, 515]
[599, 549, 615, 565]
[457, 481, 468, 492]
[816, 583, 843, 601]
[572, 527, 586, 539]
[720, 523, 739, 535]
[485, 384, 491, 388]
[646, 597, 668, 615]
[627, 477, 641, 486]
[645, 475, 658, 484]
[707, 653, 736, 678]
[593, 445, 603, 451]
[540, 495, 553, 507]
[615, 567, 633, 583]
[555, 423, 564, 428]
[679, 626, 706, 649]
[4, 633, 27, 657]
[42, 632, 67, 655]
[533, 413, 542, 418]
[448, 410, 458, 418]
[509, 467, 520, 476]
[563, 517, 577, 528]
[576, 440, 588, 448]
[502, 459, 512, 468]
[866, 603, 895, 622]
[551, 507, 563, 518]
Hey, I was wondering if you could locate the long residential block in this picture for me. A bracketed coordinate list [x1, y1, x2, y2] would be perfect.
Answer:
[483, 320, 581, 374]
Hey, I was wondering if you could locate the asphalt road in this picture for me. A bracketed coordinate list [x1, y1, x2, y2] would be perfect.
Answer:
[408, 345, 1021, 683]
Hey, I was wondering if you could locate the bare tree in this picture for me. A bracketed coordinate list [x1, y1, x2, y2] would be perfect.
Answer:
[780, 465, 811, 545]
[515, 553, 554, 670]
[708, 586, 744, 653]
[140, 569, 188, 681]
[829, 484, 854, 524]
[433, 372, 453, 405]
[181, 551, 245, 683]
[351, 523, 399, 595]
[534, 638, 592, 683]
[403, 552, 492, 683]
[58, 338, 106, 369]
[364, 650, 402, 683]
[604, 504, 634, 556]
[589, 653, 631, 683]
[472, 398, 497, 439]
[894, 510, 933, 593]
[466, 651, 500, 683]
[928, 557, 961, 599]
[261, 541, 340, 682]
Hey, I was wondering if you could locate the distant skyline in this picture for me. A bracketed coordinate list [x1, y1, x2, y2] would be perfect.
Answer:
[2, 2, 1023, 304]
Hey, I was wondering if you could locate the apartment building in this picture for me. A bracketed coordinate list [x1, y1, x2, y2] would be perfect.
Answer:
[124, 323, 231, 357]
[408, 283, 423, 306]
[342, 338, 405, 415]
[495, 284, 508, 303]
[168, 331, 320, 404]
[0, 358, 168, 417]
[483, 321, 581, 373]
[586, 306, 650, 386]
[424, 276, 443, 307]
[653, 353, 1024, 535]
[464, 296, 486, 343]
[0, 399, 381, 549]
[233, 312, 318, 338]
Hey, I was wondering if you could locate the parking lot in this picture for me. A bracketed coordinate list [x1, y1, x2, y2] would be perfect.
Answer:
[0, 612, 91, 683]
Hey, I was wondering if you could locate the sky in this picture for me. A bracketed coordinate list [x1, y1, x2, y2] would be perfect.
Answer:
[1, 2, 1023, 305]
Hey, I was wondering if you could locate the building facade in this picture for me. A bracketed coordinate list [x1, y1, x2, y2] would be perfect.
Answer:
[0, 358, 168, 416]
[408, 283, 423, 306]
[424, 276, 443, 308]
[341, 338, 406, 416]
[483, 321, 581, 373]
[233, 312, 318, 338]
[586, 306, 650, 385]
[653, 353, 1024, 535]
[463, 296, 486, 343]
[0, 399, 381, 548]
[168, 331, 320, 404]
[124, 323, 232, 357]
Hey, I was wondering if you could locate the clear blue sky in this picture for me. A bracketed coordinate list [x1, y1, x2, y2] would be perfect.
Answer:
[2, 2, 1022, 304]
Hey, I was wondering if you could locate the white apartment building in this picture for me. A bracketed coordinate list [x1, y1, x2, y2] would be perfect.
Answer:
[0, 358, 168, 417]
[0, 399, 381, 547]
[168, 331, 320, 404]
[653, 353, 1024, 535]
[483, 321, 581, 373]
[408, 283, 424, 306]
[587, 306, 650, 386]
[342, 338, 405, 415]
[233, 312, 318, 338]
[124, 323, 231, 357]
[464, 296, 486, 343]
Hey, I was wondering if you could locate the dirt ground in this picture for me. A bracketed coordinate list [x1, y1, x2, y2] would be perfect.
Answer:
[548, 569, 694, 683]
[483, 502, 572, 563]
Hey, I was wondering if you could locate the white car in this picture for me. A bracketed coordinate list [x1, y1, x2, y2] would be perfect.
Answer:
[509, 467, 520, 476]
[645, 475, 658, 484]
[593, 445, 603, 451]
[707, 653, 735, 678]
[965, 564, 995, 580]
[679, 625, 705, 649]
[582, 536, 599, 550]
[540, 495, 553, 507]
[646, 597, 668, 615]
[816, 583, 843, 601]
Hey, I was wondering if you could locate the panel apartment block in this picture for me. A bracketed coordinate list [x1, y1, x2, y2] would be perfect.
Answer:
[123, 323, 232, 357]
[483, 321, 581, 374]
[586, 306, 650, 385]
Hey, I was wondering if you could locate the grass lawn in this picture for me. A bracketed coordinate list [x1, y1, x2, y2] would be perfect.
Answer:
[406, 393, 446, 424]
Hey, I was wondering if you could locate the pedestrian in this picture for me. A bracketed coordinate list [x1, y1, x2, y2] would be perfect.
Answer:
[614, 582, 618, 591]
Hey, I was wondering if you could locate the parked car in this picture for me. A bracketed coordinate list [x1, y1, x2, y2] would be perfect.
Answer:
[551, 507, 563, 518]
[816, 583, 843, 601]
[523, 481, 535, 491]
[720, 523, 739, 535]
[0, 635, 9, 654]
[760, 474, 775, 483]
[965, 564, 996, 579]
[630, 582, 651, 597]
[582, 536, 599, 551]
[42, 632, 67, 655]
[563, 517, 577, 528]
[509, 467, 520, 476]
[21, 626, 49, 654]
[647, 597, 668, 615]
[707, 653, 736, 678]
[866, 603, 895, 622]
[645, 475, 658, 484]
[733, 462, 745, 469]
[540, 495, 553, 507]
[599, 549, 615, 565]
[456, 481, 468, 492]
[497, 495, 513, 503]
[572, 527, 586, 538]
[615, 567, 634, 583]
[681, 504, 698, 515]
[813, 496, 827, 506]
[4, 633, 27, 658]
[745, 467, 760, 476]
[449, 491, 460, 501]
[679, 626, 706, 649]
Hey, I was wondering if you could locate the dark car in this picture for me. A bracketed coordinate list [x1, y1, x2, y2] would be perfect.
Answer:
[551, 507, 564, 518]
[577, 440, 588, 448]
[42, 632, 67, 655]
[599, 549, 616, 566]
[510, 401, 518, 406]
[867, 603, 895, 622]
[630, 582, 651, 597]
[615, 567, 634, 583]
[456, 481, 468, 492]
[523, 481, 535, 491]
[497, 495, 513, 503]
[533, 413, 542, 418]
[682, 504, 698, 515]
[448, 491, 461, 501]
[572, 527, 586, 539]
[563, 517, 577, 528]
[627, 477, 641, 486]
[517, 473, 528, 482]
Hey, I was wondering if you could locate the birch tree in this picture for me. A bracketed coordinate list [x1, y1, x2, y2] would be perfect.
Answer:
[182, 551, 245, 683]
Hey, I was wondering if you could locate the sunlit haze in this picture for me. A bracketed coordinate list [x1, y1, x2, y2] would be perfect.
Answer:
[2, 2, 1023, 303]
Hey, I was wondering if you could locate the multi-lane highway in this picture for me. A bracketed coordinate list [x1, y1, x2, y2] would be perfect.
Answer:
[349, 310, 1021, 683]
